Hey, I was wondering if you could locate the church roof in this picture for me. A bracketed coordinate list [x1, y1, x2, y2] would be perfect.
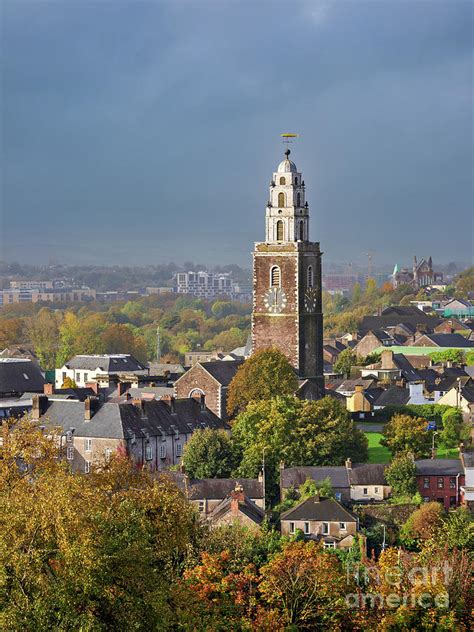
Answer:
[277, 150, 297, 173]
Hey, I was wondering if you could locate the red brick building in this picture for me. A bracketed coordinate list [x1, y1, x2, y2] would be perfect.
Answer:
[415, 459, 465, 510]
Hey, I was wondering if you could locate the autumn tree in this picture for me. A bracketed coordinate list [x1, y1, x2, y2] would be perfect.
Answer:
[381, 413, 432, 459]
[0, 418, 199, 630]
[440, 408, 468, 449]
[101, 323, 147, 363]
[333, 348, 358, 377]
[181, 429, 240, 479]
[61, 376, 78, 388]
[400, 502, 445, 546]
[26, 307, 61, 370]
[0, 317, 25, 349]
[226, 348, 298, 417]
[259, 541, 349, 628]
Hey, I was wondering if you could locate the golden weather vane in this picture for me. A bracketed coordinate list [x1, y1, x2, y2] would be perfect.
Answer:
[281, 133, 299, 147]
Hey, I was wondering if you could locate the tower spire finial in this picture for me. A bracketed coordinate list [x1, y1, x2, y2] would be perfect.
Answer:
[285, 148, 291, 158]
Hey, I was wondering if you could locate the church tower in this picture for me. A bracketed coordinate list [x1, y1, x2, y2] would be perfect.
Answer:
[251, 149, 324, 396]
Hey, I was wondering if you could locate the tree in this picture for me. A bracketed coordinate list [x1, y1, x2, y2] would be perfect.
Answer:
[0, 418, 198, 630]
[299, 476, 333, 499]
[232, 396, 368, 500]
[430, 349, 466, 364]
[333, 348, 358, 378]
[381, 414, 432, 459]
[61, 376, 78, 389]
[226, 349, 298, 417]
[181, 429, 239, 479]
[365, 278, 377, 298]
[26, 308, 61, 370]
[400, 502, 445, 546]
[0, 317, 25, 349]
[440, 408, 468, 449]
[101, 323, 148, 363]
[438, 507, 474, 550]
[385, 453, 416, 497]
[351, 282, 361, 304]
[259, 541, 349, 628]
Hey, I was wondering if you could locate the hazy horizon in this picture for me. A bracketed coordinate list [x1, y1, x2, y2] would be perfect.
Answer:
[1, 1, 473, 268]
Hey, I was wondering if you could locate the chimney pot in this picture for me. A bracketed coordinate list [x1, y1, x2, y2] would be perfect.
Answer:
[32, 394, 48, 420]
[345, 458, 352, 470]
[43, 383, 54, 395]
[169, 396, 176, 414]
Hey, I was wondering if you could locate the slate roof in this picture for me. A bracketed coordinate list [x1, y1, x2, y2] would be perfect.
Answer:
[364, 387, 385, 404]
[374, 386, 410, 407]
[281, 496, 357, 522]
[199, 360, 243, 386]
[461, 383, 474, 403]
[462, 452, 474, 468]
[148, 363, 186, 377]
[418, 333, 474, 348]
[36, 397, 229, 439]
[348, 463, 388, 485]
[65, 354, 147, 372]
[188, 478, 263, 500]
[281, 466, 350, 489]
[324, 389, 347, 401]
[208, 494, 265, 525]
[360, 307, 439, 335]
[392, 354, 421, 382]
[336, 378, 378, 393]
[415, 459, 463, 476]
[0, 359, 45, 396]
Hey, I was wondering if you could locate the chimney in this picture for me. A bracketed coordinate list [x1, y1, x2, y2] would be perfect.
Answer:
[345, 458, 352, 470]
[84, 396, 99, 421]
[354, 385, 364, 393]
[313, 492, 320, 503]
[381, 350, 394, 370]
[230, 483, 244, 515]
[85, 381, 99, 395]
[43, 383, 54, 395]
[258, 469, 263, 483]
[32, 394, 48, 420]
[117, 382, 125, 397]
[199, 393, 206, 411]
[169, 396, 176, 414]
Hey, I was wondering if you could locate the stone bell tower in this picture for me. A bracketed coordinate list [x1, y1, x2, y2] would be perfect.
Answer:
[251, 149, 324, 397]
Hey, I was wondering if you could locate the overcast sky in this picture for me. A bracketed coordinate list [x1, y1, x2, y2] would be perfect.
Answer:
[1, 0, 472, 269]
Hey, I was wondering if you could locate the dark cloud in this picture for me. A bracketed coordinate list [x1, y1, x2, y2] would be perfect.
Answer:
[1, 0, 472, 267]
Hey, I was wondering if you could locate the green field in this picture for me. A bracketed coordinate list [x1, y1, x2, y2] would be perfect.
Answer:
[366, 432, 391, 464]
[364, 432, 460, 464]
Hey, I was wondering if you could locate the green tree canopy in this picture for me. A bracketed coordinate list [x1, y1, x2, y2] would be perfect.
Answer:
[333, 348, 358, 378]
[226, 348, 298, 417]
[232, 396, 368, 500]
[181, 429, 239, 479]
[385, 453, 416, 497]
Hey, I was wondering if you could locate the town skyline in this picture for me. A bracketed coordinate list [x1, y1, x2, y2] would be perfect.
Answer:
[2, 1, 472, 267]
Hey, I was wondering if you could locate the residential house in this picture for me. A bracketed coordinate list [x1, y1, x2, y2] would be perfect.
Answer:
[280, 495, 358, 549]
[280, 461, 390, 504]
[359, 306, 440, 336]
[441, 299, 473, 320]
[437, 379, 474, 423]
[56, 354, 148, 389]
[174, 360, 243, 419]
[165, 473, 264, 517]
[31, 394, 229, 473]
[415, 459, 465, 510]
[0, 358, 45, 418]
[411, 333, 474, 350]
[460, 452, 474, 510]
[354, 330, 403, 358]
[360, 350, 422, 383]
[206, 484, 265, 529]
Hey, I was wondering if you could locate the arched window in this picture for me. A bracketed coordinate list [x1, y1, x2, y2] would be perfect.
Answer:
[278, 192, 285, 207]
[307, 265, 313, 288]
[295, 177, 298, 185]
[299, 221, 304, 241]
[276, 220, 284, 241]
[297, 192, 301, 207]
[279, 176, 286, 185]
[270, 265, 281, 287]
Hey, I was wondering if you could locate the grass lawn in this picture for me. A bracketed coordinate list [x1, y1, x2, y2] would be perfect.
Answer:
[364, 432, 460, 464]
[365, 432, 391, 464]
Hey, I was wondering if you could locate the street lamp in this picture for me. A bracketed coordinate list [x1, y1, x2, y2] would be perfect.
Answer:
[431, 431, 438, 459]
[262, 446, 269, 511]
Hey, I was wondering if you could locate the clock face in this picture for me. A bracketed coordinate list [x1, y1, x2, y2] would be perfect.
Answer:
[263, 287, 287, 314]
[304, 288, 318, 313]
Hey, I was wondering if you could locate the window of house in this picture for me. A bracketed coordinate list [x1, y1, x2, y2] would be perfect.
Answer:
[198, 500, 205, 513]
[335, 492, 342, 502]
[289, 522, 295, 534]
[307, 265, 313, 288]
[76, 373, 81, 383]
[304, 522, 310, 535]
[322, 522, 329, 534]
[449, 496, 457, 507]
[66, 431, 73, 443]
[339, 522, 346, 531]
[279, 176, 286, 185]
[62, 372, 67, 383]
[270, 265, 281, 288]
[449, 478, 456, 489]
[84, 372, 88, 383]
[66, 447, 74, 460]
[276, 220, 284, 241]
[423, 496, 430, 503]
[84, 438, 92, 452]
[104, 448, 112, 462]
[437, 477, 444, 489]
[84, 461, 91, 474]
[423, 477, 430, 489]
[323, 541, 335, 549]
[363, 488, 368, 495]
[160, 443, 166, 459]
[145, 444, 153, 461]
[175, 443, 182, 457]
[278, 192, 285, 207]
[374, 487, 379, 494]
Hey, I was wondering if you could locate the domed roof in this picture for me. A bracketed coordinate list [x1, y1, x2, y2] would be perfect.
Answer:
[277, 149, 297, 173]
